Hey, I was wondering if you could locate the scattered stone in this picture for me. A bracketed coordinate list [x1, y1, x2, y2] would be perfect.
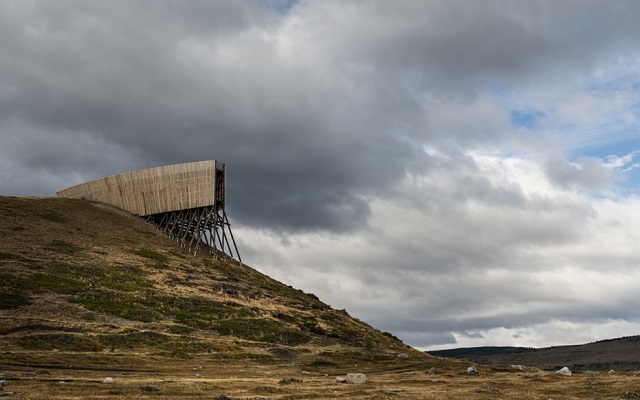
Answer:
[555, 367, 572, 376]
[465, 366, 479, 376]
[608, 369, 616, 374]
[585, 371, 600, 377]
[335, 376, 347, 383]
[141, 385, 160, 392]
[346, 373, 367, 384]
[301, 371, 311, 375]
[0, 392, 16, 397]
[625, 391, 640, 399]
[278, 378, 302, 385]
[397, 353, 409, 358]
[103, 377, 114, 384]
[428, 367, 438, 375]
[0, 381, 4, 390]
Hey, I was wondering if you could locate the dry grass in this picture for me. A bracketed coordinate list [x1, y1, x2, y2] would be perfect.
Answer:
[3, 355, 640, 399]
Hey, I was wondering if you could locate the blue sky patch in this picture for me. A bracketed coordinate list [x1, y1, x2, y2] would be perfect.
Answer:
[510, 109, 546, 131]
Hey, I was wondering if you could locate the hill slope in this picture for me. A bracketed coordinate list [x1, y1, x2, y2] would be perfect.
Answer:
[429, 336, 640, 371]
[0, 196, 422, 369]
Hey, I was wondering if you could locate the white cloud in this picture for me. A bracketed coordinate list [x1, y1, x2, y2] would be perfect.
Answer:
[240, 152, 640, 348]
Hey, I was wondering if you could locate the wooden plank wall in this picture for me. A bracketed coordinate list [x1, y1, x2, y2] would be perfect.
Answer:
[56, 161, 216, 216]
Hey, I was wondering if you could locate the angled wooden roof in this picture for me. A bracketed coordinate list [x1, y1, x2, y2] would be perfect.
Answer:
[56, 161, 217, 216]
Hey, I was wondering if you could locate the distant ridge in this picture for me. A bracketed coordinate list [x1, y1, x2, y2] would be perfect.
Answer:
[428, 336, 640, 371]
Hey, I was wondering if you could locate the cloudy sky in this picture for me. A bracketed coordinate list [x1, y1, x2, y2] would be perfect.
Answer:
[2, 0, 640, 350]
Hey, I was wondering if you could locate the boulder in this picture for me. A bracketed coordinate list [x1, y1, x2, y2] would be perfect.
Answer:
[397, 353, 409, 358]
[0, 380, 4, 390]
[555, 367, 572, 376]
[103, 377, 114, 384]
[466, 366, 479, 375]
[346, 373, 367, 384]
[428, 367, 438, 375]
[335, 376, 347, 383]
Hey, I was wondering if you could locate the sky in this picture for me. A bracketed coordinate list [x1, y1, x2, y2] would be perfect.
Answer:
[1, 0, 640, 351]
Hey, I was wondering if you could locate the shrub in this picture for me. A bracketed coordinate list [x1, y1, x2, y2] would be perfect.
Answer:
[0, 290, 30, 310]
[48, 240, 81, 254]
[134, 249, 168, 263]
[18, 334, 102, 352]
[100, 331, 170, 349]
[39, 211, 68, 223]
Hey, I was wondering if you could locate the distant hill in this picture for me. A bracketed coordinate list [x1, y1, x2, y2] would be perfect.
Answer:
[429, 336, 640, 371]
[0, 196, 430, 370]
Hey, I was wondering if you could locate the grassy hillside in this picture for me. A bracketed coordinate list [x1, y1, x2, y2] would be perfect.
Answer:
[0, 196, 419, 360]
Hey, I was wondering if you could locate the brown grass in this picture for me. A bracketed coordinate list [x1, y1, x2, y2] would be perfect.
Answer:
[2, 355, 640, 399]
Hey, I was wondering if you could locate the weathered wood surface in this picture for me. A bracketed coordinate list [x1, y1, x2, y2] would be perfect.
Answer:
[56, 161, 217, 216]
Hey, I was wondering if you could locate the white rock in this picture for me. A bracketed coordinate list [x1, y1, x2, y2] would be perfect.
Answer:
[397, 353, 409, 358]
[103, 377, 114, 384]
[555, 367, 572, 376]
[346, 373, 367, 384]
[466, 366, 479, 375]
[335, 376, 347, 383]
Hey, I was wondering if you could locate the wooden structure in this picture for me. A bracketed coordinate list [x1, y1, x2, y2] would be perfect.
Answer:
[56, 160, 240, 261]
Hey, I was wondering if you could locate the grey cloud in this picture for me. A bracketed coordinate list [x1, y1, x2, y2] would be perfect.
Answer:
[2, 0, 638, 231]
[545, 156, 617, 192]
[2, 0, 640, 349]
[0, 0, 432, 231]
[297, 1, 640, 95]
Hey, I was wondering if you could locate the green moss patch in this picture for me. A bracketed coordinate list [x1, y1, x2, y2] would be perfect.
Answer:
[17, 334, 102, 352]
[47, 240, 81, 254]
[100, 331, 170, 349]
[39, 211, 68, 223]
[215, 318, 310, 345]
[134, 249, 168, 263]
[0, 290, 30, 310]
[152, 295, 255, 328]
[73, 291, 159, 322]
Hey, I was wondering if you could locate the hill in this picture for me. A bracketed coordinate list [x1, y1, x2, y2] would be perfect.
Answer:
[429, 336, 640, 371]
[0, 196, 421, 359]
